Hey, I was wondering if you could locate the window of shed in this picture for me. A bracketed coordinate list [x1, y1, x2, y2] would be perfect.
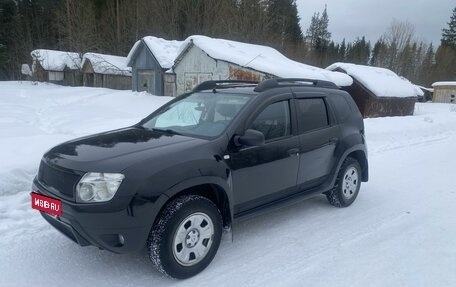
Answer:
[48, 71, 64, 81]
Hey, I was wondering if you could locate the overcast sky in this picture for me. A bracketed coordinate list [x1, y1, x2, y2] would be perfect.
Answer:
[296, 0, 455, 46]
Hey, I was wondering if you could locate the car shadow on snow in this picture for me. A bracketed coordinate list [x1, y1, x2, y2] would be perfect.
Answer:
[29, 194, 349, 286]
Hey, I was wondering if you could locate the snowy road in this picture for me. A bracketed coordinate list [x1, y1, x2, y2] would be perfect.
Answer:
[0, 82, 455, 286]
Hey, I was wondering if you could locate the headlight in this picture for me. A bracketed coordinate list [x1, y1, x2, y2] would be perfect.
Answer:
[76, 173, 124, 203]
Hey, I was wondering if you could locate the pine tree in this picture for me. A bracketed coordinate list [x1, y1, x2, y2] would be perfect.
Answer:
[419, 43, 435, 85]
[442, 7, 456, 47]
[436, 7, 456, 80]
[317, 5, 331, 49]
[267, 0, 303, 46]
[339, 39, 346, 61]
[306, 6, 331, 50]
[305, 12, 320, 47]
[305, 5, 331, 66]
[370, 38, 388, 66]
[286, 0, 303, 44]
[345, 37, 370, 65]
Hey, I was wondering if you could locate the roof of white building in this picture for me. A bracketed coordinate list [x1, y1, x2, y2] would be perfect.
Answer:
[127, 36, 183, 70]
[82, 53, 131, 76]
[174, 35, 353, 87]
[31, 49, 81, 72]
[326, 62, 419, 98]
[432, 81, 456, 87]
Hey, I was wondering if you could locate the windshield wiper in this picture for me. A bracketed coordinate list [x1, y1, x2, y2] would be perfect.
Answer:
[151, 127, 182, 135]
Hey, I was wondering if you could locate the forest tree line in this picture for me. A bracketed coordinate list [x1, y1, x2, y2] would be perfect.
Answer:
[1, 0, 455, 87]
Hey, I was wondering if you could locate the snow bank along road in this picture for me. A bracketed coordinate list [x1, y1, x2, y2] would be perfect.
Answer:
[0, 82, 455, 287]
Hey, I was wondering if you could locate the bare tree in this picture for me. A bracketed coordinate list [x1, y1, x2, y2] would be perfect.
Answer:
[56, 0, 98, 54]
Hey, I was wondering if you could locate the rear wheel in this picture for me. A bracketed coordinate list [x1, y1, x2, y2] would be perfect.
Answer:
[326, 157, 361, 207]
[147, 195, 222, 279]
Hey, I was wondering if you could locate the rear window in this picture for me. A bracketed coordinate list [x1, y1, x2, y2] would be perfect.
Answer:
[330, 94, 352, 122]
[297, 98, 329, 133]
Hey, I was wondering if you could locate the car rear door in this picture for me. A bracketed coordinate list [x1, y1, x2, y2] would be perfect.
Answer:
[294, 92, 340, 191]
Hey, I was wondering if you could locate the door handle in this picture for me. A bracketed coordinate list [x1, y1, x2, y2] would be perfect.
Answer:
[329, 137, 339, 144]
[287, 148, 300, 156]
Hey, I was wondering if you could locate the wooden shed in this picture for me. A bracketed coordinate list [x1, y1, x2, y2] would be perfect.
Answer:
[31, 49, 82, 86]
[126, 36, 183, 96]
[327, 63, 419, 118]
[173, 35, 352, 96]
[82, 53, 131, 90]
[432, 82, 456, 103]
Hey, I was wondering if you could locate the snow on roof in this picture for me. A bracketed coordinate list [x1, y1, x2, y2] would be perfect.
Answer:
[416, 85, 433, 92]
[413, 85, 425, 97]
[432, 81, 456, 87]
[82, 53, 131, 76]
[175, 35, 353, 87]
[399, 76, 425, 97]
[127, 36, 183, 69]
[326, 63, 418, 98]
[31, 49, 81, 71]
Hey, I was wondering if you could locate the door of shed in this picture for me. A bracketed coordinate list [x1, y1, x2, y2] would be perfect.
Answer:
[138, 70, 156, 94]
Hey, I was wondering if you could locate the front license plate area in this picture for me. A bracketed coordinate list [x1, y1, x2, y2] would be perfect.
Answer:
[31, 192, 62, 216]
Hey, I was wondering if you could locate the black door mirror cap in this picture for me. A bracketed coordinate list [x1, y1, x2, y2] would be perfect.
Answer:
[234, 129, 265, 147]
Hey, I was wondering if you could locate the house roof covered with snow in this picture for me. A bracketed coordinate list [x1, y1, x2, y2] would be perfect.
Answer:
[432, 81, 456, 87]
[326, 63, 419, 98]
[413, 85, 425, 97]
[31, 49, 81, 72]
[174, 35, 353, 87]
[127, 36, 183, 69]
[416, 85, 433, 93]
[82, 53, 131, 76]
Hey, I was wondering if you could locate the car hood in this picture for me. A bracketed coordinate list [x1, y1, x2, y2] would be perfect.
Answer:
[43, 127, 205, 172]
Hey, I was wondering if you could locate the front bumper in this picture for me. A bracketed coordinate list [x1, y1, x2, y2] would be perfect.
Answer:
[33, 178, 164, 254]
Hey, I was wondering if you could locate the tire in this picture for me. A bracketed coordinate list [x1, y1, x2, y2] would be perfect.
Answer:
[147, 195, 223, 279]
[326, 157, 362, 207]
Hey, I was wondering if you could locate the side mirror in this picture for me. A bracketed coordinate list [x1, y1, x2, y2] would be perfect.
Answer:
[234, 129, 265, 147]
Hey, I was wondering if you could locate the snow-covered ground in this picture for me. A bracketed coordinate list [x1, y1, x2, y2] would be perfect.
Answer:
[0, 81, 455, 287]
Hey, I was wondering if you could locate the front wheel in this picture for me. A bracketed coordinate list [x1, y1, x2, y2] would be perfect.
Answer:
[147, 195, 222, 279]
[326, 157, 361, 207]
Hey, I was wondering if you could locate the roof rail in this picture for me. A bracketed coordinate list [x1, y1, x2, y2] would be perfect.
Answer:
[193, 80, 259, 91]
[254, 78, 338, 92]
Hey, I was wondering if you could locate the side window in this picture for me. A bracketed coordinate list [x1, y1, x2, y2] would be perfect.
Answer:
[250, 101, 291, 141]
[330, 95, 352, 122]
[297, 98, 329, 133]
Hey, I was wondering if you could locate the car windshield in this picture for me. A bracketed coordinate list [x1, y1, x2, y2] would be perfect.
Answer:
[142, 92, 251, 138]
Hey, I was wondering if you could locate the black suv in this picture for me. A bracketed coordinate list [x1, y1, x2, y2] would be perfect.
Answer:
[32, 78, 368, 279]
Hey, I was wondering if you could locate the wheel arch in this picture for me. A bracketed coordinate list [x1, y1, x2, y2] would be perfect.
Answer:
[347, 149, 368, 182]
[332, 145, 368, 187]
[158, 177, 233, 229]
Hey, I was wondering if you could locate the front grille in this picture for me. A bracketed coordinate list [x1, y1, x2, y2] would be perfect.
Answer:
[38, 161, 82, 200]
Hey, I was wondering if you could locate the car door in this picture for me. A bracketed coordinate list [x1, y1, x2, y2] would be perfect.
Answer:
[227, 95, 300, 213]
[294, 92, 340, 191]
